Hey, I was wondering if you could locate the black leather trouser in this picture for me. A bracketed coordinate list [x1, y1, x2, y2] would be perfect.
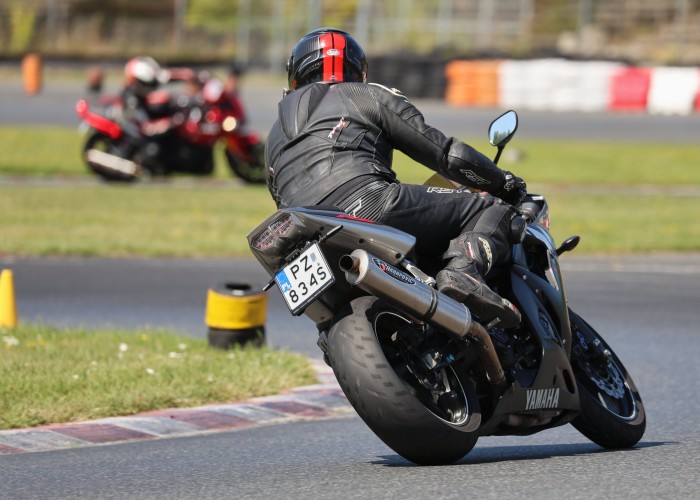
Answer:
[373, 183, 517, 263]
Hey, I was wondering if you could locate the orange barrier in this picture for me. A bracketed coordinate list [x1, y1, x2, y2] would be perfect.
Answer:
[21, 53, 42, 95]
[445, 60, 501, 107]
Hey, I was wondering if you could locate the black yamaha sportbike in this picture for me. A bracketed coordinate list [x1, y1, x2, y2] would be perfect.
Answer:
[247, 111, 645, 465]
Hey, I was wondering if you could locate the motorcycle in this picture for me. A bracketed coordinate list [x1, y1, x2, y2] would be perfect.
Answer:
[75, 80, 266, 184]
[246, 111, 645, 465]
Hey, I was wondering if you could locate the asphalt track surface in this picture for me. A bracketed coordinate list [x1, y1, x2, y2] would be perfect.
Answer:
[3, 69, 700, 143]
[1, 255, 699, 498]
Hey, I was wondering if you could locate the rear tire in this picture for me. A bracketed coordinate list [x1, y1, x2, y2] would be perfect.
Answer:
[569, 309, 646, 449]
[327, 296, 480, 465]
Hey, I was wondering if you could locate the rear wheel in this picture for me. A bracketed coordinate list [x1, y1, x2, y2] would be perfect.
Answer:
[327, 296, 480, 465]
[569, 309, 646, 448]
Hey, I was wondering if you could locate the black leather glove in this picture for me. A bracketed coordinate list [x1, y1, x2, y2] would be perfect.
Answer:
[496, 171, 527, 205]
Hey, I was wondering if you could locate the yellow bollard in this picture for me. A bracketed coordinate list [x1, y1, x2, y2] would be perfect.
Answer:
[0, 269, 18, 328]
[205, 282, 267, 349]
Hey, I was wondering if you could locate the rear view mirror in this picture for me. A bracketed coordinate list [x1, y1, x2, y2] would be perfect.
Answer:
[488, 110, 518, 147]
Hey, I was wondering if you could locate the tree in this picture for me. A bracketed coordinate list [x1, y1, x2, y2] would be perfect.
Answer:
[7, 0, 38, 54]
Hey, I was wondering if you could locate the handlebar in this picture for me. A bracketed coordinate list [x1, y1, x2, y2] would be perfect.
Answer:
[518, 194, 548, 227]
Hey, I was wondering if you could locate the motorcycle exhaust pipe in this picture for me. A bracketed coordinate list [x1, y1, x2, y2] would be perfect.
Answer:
[339, 249, 505, 387]
[86, 149, 139, 177]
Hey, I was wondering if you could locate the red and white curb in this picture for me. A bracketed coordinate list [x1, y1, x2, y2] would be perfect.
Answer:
[0, 360, 351, 455]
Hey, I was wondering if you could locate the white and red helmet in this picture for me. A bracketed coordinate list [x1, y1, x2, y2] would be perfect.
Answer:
[202, 78, 225, 104]
[124, 56, 163, 89]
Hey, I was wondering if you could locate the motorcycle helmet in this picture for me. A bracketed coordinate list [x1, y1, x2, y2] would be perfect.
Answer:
[286, 28, 367, 90]
[124, 56, 162, 95]
[202, 78, 225, 104]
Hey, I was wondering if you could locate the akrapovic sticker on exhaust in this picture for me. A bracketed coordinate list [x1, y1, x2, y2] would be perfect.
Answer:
[373, 258, 415, 285]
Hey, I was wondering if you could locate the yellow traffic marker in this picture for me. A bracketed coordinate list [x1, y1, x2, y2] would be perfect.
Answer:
[0, 269, 18, 328]
[205, 282, 267, 349]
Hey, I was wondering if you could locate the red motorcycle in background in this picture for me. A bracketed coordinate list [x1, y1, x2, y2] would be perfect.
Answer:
[75, 76, 266, 184]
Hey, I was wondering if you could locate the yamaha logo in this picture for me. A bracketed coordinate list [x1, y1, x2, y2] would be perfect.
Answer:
[326, 49, 340, 56]
[525, 388, 560, 410]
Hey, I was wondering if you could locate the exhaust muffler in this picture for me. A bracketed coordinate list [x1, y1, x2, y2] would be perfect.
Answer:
[86, 149, 139, 178]
[339, 249, 505, 386]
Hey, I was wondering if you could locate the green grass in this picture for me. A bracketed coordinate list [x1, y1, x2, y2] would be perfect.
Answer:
[1, 126, 86, 176]
[393, 141, 700, 186]
[0, 324, 317, 430]
[2, 179, 698, 256]
[0, 183, 276, 257]
[1, 125, 699, 255]
[512, 140, 700, 185]
[0, 125, 234, 178]
[547, 192, 700, 253]
[3, 125, 700, 184]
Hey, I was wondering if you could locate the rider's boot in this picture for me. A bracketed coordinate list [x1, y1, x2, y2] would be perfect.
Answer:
[436, 232, 521, 329]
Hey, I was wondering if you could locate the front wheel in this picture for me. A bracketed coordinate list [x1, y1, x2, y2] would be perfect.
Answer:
[569, 309, 646, 448]
[225, 140, 266, 184]
[327, 296, 481, 465]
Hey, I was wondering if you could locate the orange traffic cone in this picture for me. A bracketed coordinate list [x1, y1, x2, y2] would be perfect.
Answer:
[21, 53, 43, 96]
[0, 269, 18, 328]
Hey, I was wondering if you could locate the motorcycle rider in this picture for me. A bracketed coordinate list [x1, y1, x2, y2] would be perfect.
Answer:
[121, 57, 206, 171]
[121, 56, 169, 124]
[265, 28, 527, 328]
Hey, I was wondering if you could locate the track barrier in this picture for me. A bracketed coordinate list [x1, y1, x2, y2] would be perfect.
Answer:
[445, 60, 501, 107]
[444, 58, 699, 115]
[205, 282, 267, 349]
[647, 66, 700, 116]
[608, 67, 652, 112]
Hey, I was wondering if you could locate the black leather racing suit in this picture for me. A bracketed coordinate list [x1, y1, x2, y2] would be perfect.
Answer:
[265, 81, 520, 263]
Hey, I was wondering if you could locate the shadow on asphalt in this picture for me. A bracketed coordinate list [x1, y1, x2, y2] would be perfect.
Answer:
[371, 440, 671, 467]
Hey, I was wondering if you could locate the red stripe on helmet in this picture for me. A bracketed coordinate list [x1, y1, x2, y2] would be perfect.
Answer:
[321, 32, 346, 83]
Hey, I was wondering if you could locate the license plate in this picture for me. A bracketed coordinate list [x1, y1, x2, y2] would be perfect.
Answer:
[275, 243, 335, 315]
